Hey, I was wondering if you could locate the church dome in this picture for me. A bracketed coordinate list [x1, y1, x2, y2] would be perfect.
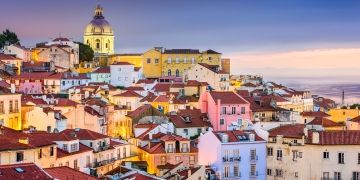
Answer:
[84, 4, 113, 36]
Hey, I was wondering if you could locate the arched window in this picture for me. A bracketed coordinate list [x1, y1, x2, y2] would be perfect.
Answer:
[95, 39, 100, 49]
[175, 69, 180, 77]
[86, 40, 90, 45]
[105, 43, 108, 49]
[167, 69, 171, 76]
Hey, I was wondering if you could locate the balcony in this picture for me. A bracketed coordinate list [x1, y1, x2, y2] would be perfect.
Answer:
[234, 156, 241, 162]
[94, 145, 110, 152]
[249, 171, 258, 177]
[250, 155, 258, 162]
[223, 157, 233, 162]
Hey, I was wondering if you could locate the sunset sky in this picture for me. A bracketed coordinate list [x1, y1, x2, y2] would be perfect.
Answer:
[1, 0, 359, 80]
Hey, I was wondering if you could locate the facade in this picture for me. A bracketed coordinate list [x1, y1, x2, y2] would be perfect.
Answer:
[198, 130, 267, 180]
[267, 124, 360, 180]
[46, 37, 80, 66]
[3, 44, 31, 62]
[110, 62, 135, 88]
[0, 53, 23, 74]
[84, 4, 114, 56]
[108, 53, 143, 68]
[199, 91, 251, 131]
[91, 66, 110, 83]
[37, 44, 78, 69]
[0, 90, 22, 130]
[184, 63, 230, 91]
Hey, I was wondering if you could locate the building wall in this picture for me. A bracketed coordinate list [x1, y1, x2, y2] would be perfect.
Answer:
[91, 73, 111, 83]
[0, 93, 22, 130]
[328, 108, 360, 123]
[21, 105, 56, 132]
[185, 64, 229, 91]
[37, 46, 73, 69]
[84, 34, 114, 55]
[142, 49, 162, 78]
[109, 54, 143, 67]
[110, 64, 134, 87]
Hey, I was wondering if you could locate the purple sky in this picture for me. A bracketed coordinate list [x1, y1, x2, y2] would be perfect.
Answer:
[1, 0, 360, 79]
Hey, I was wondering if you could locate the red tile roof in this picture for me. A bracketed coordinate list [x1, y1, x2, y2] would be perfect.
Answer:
[125, 86, 145, 91]
[61, 129, 109, 140]
[243, 96, 276, 112]
[56, 99, 78, 107]
[169, 108, 212, 128]
[44, 166, 98, 180]
[114, 90, 143, 97]
[152, 83, 171, 92]
[301, 111, 330, 117]
[127, 104, 153, 119]
[185, 80, 209, 87]
[350, 116, 360, 123]
[170, 83, 185, 88]
[307, 117, 344, 127]
[242, 82, 257, 87]
[198, 63, 228, 74]
[0, 54, 23, 61]
[209, 91, 249, 104]
[140, 92, 157, 102]
[93, 66, 110, 73]
[136, 79, 156, 84]
[213, 130, 265, 142]
[307, 130, 360, 145]
[268, 124, 306, 139]
[0, 163, 52, 179]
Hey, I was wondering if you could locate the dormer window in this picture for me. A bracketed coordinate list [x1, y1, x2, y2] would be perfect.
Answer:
[167, 144, 174, 153]
[63, 144, 68, 151]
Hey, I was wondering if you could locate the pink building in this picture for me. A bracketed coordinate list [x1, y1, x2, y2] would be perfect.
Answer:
[199, 91, 251, 131]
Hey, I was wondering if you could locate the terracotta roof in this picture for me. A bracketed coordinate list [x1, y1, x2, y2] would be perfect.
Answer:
[0, 54, 23, 61]
[140, 134, 197, 154]
[178, 96, 199, 103]
[10, 72, 53, 80]
[350, 116, 360, 123]
[236, 90, 250, 97]
[177, 166, 202, 179]
[198, 63, 228, 74]
[170, 83, 185, 88]
[152, 83, 171, 92]
[268, 124, 306, 139]
[242, 82, 257, 87]
[259, 95, 288, 103]
[209, 91, 248, 104]
[213, 130, 265, 142]
[307, 117, 344, 127]
[125, 86, 145, 91]
[0, 163, 52, 179]
[134, 124, 161, 139]
[136, 79, 156, 84]
[61, 129, 109, 140]
[114, 90, 143, 97]
[243, 96, 276, 112]
[163, 49, 200, 54]
[93, 66, 110, 73]
[307, 130, 360, 145]
[84, 106, 102, 116]
[203, 49, 221, 54]
[127, 104, 153, 119]
[111, 62, 134, 65]
[44, 166, 98, 180]
[56, 99, 78, 107]
[169, 108, 212, 128]
[301, 111, 330, 117]
[56, 144, 93, 158]
[140, 92, 158, 102]
[185, 80, 209, 87]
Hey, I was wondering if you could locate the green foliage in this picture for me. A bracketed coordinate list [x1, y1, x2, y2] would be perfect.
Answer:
[0, 29, 20, 49]
[75, 41, 94, 62]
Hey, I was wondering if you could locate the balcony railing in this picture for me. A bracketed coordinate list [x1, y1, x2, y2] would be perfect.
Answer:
[223, 156, 241, 162]
[249, 171, 258, 177]
[94, 145, 110, 152]
[92, 157, 118, 168]
[250, 155, 258, 162]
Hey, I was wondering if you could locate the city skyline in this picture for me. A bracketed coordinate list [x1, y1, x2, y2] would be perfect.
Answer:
[1, 0, 360, 79]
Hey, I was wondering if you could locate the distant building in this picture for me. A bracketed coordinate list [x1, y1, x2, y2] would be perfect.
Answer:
[3, 44, 31, 62]
[110, 62, 135, 88]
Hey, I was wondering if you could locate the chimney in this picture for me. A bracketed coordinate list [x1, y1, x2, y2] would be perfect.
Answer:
[249, 133, 255, 141]
[10, 83, 15, 93]
[312, 132, 320, 144]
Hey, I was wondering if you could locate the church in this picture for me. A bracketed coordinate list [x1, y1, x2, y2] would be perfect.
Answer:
[84, 4, 114, 65]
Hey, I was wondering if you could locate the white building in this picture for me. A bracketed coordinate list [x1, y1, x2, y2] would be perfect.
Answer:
[110, 62, 135, 88]
[184, 63, 229, 91]
[3, 44, 31, 61]
[46, 37, 80, 65]
[198, 130, 267, 180]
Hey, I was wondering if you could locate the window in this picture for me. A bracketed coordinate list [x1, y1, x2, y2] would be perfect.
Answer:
[50, 147, 54, 156]
[183, 129, 188, 136]
[167, 69, 171, 76]
[231, 107, 236, 114]
[183, 57, 187, 63]
[70, 143, 77, 152]
[9, 100, 13, 113]
[176, 57, 179, 63]
[334, 172, 341, 180]
[74, 159, 78, 169]
[295, 172, 298, 177]
[118, 68, 122, 72]
[161, 156, 166, 164]
[16, 152, 24, 162]
[267, 147, 273, 156]
[155, 58, 159, 64]
[0, 101, 3, 113]
[250, 149, 257, 161]
[234, 165, 239, 177]
[220, 119, 225, 125]
[191, 57, 195, 64]
[167, 144, 174, 153]
[267, 169, 272, 176]
[292, 150, 298, 161]
[250, 164, 257, 176]
[338, 152, 344, 164]
[65, 161, 69, 167]
[189, 155, 195, 165]
[221, 107, 227, 115]
[90, 142, 93, 147]
[241, 107, 246, 114]
[358, 153, 360, 164]
[176, 156, 181, 162]
[168, 58, 172, 63]
[323, 172, 329, 180]
[277, 149, 282, 160]
[275, 169, 283, 177]
[323, 151, 329, 159]
[63, 144, 68, 151]
[147, 58, 151, 64]
[224, 166, 229, 178]
[95, 39, 100, 49]
[175, 69, 180, 77]
[353, 172, 360, 180]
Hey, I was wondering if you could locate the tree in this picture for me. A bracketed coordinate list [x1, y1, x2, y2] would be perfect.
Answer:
[76, 42, 94, 62]
[0, 29, 20, 49]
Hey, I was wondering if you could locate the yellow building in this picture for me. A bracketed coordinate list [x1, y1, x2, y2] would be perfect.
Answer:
[0, 91, 22, 130]
[84, 4, 114, 57]
[328, 107, 360, 123]
[142, 48, 222, 78]
[108, 53, 143, 67]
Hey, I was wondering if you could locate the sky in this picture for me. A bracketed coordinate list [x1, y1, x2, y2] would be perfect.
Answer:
[0, 0, 360, 80]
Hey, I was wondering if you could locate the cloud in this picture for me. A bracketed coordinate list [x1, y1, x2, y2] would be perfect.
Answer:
[228, 48, 360, 78]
